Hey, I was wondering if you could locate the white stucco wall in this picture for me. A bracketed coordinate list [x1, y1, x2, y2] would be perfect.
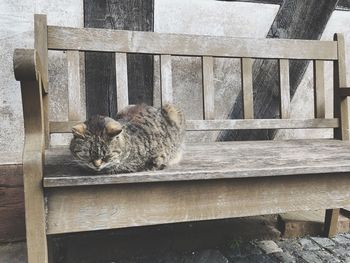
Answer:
[154, 0, 279, 142]
[1, 0, 350, 153]
[0, 0, 84, 153]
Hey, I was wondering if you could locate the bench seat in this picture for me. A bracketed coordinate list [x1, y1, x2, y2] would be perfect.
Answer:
[44, 139, 350, 188]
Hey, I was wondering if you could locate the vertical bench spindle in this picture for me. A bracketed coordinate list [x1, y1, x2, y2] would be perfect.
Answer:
[67, 51, 81, 120]
[202, 56, 215, 120]
[115, 52, 129, 111]
[241, 58, 254, 119]
[279, 59, 291, 119]
[160, 55, 173, 105]
[313, 60, 326, 118]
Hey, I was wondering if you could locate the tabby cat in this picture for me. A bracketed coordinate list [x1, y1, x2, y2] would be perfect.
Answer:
[70, 104, 185, 173]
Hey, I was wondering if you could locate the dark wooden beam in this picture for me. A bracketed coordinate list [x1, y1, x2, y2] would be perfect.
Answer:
[0, 153, 25, 242]
[84, 0, 154, 118]
[220, 0, 349, 11]
[218, 0, 339, 141]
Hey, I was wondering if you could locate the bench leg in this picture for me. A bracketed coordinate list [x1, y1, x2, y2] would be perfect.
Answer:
[324, 208, 340, 237]
[23, 155, 48, 263]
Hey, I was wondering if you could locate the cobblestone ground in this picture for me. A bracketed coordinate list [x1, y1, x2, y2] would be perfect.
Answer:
[2, 233, 350, 262]
[116, 233, 350, 263]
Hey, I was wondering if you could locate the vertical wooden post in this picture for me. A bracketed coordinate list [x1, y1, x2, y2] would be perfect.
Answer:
[34, 14, 49, 148]
[241, 58, 254, 119]
[279, 59, 291, 119]
[313, 60, 326, 118]
[325, 33, 348, 237]
[202, 56, 215, 120]
[160, 55, 173, 105]
[67, 51, 82, 120]
[115, 52, 129, 111]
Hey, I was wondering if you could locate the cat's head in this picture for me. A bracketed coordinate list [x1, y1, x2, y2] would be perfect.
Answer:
[70, 115, 123, 172]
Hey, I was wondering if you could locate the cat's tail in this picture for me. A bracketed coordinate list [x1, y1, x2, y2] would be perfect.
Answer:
[162, 104, 185, 129]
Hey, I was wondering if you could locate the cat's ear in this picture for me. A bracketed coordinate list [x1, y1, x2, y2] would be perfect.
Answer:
[72, 123, 86, 138]
[105, 120, 123, 137]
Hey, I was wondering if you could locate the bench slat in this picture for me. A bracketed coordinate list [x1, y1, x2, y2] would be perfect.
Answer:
[44, 139, 350, 188]
[49, 119, 339, 133]
[241, 58, 254, 119]
[115, 52, 129, 111]
[45, 172, 350, 234]
[202, 56, 215, 120]
[67, 51, 81, 120]
[313, 60, 326, 118]
[47, 26, 338, 60]
[279, 59, 291, 119]
[160, 55, 173, 105]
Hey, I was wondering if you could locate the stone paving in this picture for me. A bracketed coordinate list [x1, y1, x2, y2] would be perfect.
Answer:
[2, 233, 350, 262]
[114, 233, 350, 263]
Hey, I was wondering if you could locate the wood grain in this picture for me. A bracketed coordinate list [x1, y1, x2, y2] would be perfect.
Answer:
[241, 58, 254, 119]
[202, 56, 215, 120]
[0, 158, 25, 242]
[49, 119, 339, 133]
[313, 60, 325, 118]
[67, 51, 82, 120]
[84, 0, 154, 120]
[115, 52, 129, 111]
[160, 55, 173, 105]
[279, 59, 290, 119]
[46, 172, 350, 234]
[20, 80, 48, 262]
[43, 139, 350, 187]
[219, 0, 339, 141]
[47, 26, 338, 60]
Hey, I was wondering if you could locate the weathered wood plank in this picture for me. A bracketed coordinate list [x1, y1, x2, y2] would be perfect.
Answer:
[0, 158, 25, 242]
[43, 139, 350, 187]
[241, 58, 254, 119]
[202, 56, 215, 120]
[313, 60, 325, 118]
[279, 59, 290, 119]
[46, 172, 350, 234]
[67, 51, 82, 120]
[49, 118, 339, 133]
[115, 52, 129, 111]
[324, 208, 340, 237]
[34, 14, 49, 148]
[186, 119, 339, 130]
[160, 55, 173, 105]
[221, 0, 350, 11]
[219, 0, 339, 141]
[47, 26, 338, 60]
[34, 14, 48, 93]
[20, 79, 48, 262]
[334, 33, 349, 140]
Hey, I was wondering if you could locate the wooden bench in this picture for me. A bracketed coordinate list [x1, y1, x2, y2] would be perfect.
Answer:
[14, 14, 350, 263]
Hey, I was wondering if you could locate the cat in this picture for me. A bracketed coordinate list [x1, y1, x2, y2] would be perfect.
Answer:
[70, 104, 185, 173]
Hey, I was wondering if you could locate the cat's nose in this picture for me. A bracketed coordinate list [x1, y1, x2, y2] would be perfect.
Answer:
[93, 159, 102, 168]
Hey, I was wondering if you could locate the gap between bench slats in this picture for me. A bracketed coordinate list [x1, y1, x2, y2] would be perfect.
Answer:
[47, 26, 338, 60]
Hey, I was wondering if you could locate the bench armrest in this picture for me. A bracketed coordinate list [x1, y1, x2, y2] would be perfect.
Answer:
[13, 48, 47, 154]
[13, 49, 48, 93]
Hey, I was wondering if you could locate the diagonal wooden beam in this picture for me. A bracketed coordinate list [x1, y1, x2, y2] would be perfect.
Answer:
[218, 0, 339, 141]
[220, 0, 348, 11]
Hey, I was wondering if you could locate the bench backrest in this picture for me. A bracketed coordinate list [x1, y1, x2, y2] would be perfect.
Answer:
[35, 15, 347, 138]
